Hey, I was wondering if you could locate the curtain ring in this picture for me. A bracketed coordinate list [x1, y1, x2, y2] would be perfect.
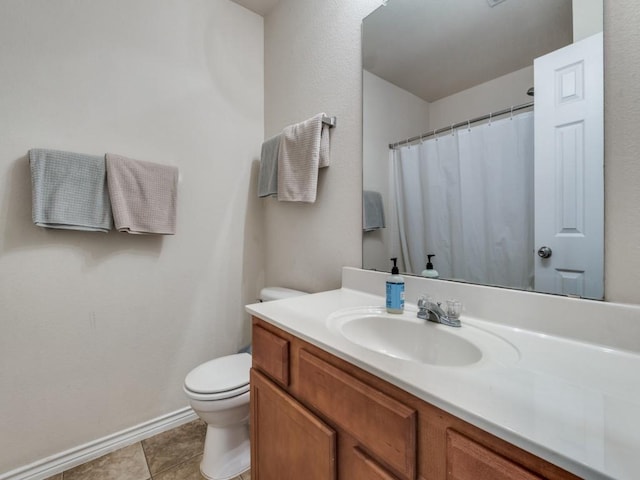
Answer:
[510, 106, 514, 120]
[467, 120, 471, 132]
[450, 124, 454, 136]
[488, 112, 492, 125]
[433, 129, 438, 141]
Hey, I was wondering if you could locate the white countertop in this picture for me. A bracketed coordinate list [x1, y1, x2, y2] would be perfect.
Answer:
[246, 269, 640, 480]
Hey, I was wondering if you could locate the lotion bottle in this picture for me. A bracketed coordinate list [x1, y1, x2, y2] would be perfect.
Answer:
[386, 258, 405, 314]
[421, 254, 439, 278]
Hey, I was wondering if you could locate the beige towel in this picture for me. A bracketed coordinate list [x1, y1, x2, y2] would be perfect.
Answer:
[277, 113, 330, 203]
[105, 153, 178, 235]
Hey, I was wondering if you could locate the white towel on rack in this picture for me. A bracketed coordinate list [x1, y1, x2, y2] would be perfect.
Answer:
[29, 148, 113, 232]
[277, 113, 330, 203]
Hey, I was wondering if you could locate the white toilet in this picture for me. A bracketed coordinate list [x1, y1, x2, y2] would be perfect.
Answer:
[183, 287, 306, 480]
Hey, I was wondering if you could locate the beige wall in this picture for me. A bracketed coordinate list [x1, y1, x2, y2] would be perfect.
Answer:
[265, 1, 640, 304]
[263, 0, 381, 293]
[604, 1, 640, 303]
[428, 67, 533, 130]
[0, 0, 263, 473]
[573, 0, 604, 41]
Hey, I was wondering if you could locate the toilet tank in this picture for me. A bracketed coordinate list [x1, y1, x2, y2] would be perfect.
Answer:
[259, 287, 307, 302]
[240, 287, 307, 355]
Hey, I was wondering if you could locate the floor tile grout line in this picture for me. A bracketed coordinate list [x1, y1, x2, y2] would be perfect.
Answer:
[139, 420, 206, 477]
[147, 451, 203, 478]
[141, 436, 205, 476]
[139, 440, 153, 478]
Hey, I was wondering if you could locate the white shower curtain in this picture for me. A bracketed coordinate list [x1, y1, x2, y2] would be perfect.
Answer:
[390, 111, 534, 289]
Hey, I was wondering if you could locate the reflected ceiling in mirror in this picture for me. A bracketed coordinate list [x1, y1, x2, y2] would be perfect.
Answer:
[363, 1, 573, 102]
[362, 0, 604, 299]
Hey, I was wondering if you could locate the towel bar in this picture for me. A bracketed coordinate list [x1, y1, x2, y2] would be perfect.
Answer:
[322, 116, 337, 128]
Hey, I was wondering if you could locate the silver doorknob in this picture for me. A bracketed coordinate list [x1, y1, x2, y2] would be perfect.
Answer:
[537, 246, 552, 259]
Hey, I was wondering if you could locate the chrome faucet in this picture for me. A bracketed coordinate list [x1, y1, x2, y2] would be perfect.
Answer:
[417, 296, 461, 328]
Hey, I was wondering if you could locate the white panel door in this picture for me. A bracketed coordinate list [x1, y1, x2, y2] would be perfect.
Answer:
[534, 32, 603, 299]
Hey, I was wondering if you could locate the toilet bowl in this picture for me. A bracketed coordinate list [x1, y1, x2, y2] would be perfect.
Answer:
[184, 353, 252, 480]
[184, 287, 306, 480]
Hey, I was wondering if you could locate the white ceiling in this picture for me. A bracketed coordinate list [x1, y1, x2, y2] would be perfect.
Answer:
[231, 0, 281, 17]
[363, 0, 573, 102]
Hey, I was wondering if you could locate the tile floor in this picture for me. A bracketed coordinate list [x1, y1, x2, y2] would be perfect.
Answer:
[44, 420, 251, 480]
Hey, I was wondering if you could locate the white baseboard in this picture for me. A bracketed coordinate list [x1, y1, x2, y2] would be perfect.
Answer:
[0, 407, 198, 480]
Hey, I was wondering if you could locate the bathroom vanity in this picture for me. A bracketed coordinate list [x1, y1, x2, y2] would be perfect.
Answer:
[246, 268, 640, 480]
[251, 317, 578, 480]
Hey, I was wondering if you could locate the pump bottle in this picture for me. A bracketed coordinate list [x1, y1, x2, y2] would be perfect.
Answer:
[421, 254, 439, 278]
[386, 258, 405, 314]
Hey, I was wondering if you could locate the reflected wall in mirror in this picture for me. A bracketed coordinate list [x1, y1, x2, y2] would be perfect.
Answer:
[362, 0, 604, 299]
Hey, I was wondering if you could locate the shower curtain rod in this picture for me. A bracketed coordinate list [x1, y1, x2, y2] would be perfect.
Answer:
[388, 101, 534, 149]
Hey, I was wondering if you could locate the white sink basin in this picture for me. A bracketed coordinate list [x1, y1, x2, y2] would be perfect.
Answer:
[327, 307, 519, 367]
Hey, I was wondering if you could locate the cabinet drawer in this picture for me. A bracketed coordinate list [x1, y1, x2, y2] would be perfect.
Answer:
[252, 324, 289, 386]
[349, 447, 401, 480]
[298, 349, 416, 480]
[446, 429, 543, 480]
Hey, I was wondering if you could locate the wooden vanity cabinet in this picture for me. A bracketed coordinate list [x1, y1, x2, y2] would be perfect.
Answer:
[250, 317, 581, 480]
[250, 369, 336, 480]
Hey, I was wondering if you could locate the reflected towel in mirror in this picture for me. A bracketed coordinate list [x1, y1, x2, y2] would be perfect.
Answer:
[363, 190, 385, 231]
[257, 134, 280, 197]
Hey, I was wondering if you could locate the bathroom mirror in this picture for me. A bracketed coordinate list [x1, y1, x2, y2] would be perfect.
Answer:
[362, 0, 604, 299]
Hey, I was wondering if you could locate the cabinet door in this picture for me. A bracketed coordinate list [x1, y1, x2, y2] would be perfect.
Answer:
[446, 429, 543, 480]
[251, 369, 337, 480]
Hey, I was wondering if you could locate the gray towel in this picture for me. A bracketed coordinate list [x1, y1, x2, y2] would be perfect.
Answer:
[257, 134, 280, 197]
[105, 153, 178, 235]
[277, 113, 330, 203]
[29, 148, 113, 232]
[363, 190, 385, 231]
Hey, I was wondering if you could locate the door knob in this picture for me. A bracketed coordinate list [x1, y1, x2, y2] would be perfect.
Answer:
[537, 246, 552, 259]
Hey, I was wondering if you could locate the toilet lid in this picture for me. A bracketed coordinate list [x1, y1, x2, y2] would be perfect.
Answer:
[184, 353, 251, 394]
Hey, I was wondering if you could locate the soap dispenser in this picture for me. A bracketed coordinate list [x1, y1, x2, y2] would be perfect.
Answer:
[386, 257, 405, 314]
[421, 254, 439, 278]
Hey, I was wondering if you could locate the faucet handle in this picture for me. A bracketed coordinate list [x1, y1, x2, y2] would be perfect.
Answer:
[417, 294, 436, 309]
[417, 295, 428, 308]
[444, 299, 463, 319]
[417, 295, 429, 320]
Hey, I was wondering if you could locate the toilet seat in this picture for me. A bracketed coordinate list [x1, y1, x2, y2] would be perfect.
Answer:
[184, 383, 249, 401]
[184, 353, 251, 401]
